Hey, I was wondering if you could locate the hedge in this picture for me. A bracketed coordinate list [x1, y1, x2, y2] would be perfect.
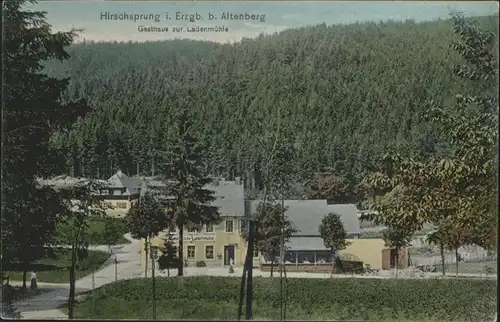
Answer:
[76, 276, 497, 321]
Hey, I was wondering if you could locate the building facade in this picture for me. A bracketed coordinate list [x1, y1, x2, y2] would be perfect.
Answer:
[141, 178, 257, 269]
[250, 200, 408, 270]
[98, 170, 143, 218]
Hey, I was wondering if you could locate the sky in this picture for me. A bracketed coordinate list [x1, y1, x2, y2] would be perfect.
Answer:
[29, 1, 499, 43]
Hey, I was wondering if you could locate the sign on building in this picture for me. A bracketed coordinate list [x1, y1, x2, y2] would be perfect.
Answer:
[166, 232, 216, 243]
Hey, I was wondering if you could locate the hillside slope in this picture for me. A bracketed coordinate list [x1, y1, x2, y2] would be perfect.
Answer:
[45, 16, 499, 187]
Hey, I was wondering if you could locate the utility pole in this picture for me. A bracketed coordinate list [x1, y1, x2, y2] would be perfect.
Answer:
[114, 255, 118, 282]
[245, 220, 254, 320]
[279, 196, 285, 321]
[151, 247, 157, 320]
[92, 267, 95, 317]
[144, 239, 149, 278]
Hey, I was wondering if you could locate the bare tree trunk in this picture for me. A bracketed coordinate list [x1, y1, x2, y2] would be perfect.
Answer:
[144, 238, 149, 278]
[395, 249, 399, 280]
[330, 251, 334, 278]
[68, 246, 77, 319]
[237, 263, 247, 320]
[455, 248, 459, 277]
[440, 242, 446, 276]
[270, 257, 274, 277]
[238, 219, 253, 320]
[178, 226, 184, 276]
[245, 221, 254, 320]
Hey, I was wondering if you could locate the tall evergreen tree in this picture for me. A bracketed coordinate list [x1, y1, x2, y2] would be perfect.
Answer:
[158, 107, 220, 276]
[44, 15, 498, 189]
[2, 0, 88, 291]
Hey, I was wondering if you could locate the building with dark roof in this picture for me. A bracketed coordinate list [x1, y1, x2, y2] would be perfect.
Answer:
[143, 177, 249, 269]
[248, 200, 405, 270]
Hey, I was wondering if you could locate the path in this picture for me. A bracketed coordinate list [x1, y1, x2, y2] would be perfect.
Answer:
[10, 233, 142, 320]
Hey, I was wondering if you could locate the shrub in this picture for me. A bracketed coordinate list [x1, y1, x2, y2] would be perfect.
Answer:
[483, 265, 494, 275]
[73, 277, 497, 321]
[158, 255, 180, 270]
[196, 261, 206, 267]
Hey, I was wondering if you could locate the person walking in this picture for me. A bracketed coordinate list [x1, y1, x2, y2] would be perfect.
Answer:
[30, 271, 37, 290]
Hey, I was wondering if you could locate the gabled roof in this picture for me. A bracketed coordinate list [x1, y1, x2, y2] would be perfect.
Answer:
[210, 180, 245, 216]
[36, 176, 107, 192]
[139, 176, 246, 216]
[107, 170, 142, 195]
[248, 200, 360, 235]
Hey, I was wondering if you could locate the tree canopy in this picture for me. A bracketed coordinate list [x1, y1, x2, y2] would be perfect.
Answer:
[43, 15, 498, 199]
[2, 0, 89, 289]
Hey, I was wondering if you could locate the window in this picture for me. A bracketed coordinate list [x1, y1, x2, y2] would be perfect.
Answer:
[116, 202, 127, 209]
[225, 220, 234, 232]
[253, 249, 259, 258]
[390, 249, 397, 268]
[206, 223, 214, 232]
[187, 226, 197, 233]
[187, 246, 195, 258]
[205, 246, 214, 259]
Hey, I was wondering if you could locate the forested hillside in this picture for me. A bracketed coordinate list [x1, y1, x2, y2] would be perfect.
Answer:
[45, 16, 498, 192]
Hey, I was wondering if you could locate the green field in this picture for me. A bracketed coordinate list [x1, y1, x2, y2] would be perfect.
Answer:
[76, 217, 130, 245]
[68, 276, 496, 321]
[5, 249, 109, 284]
[435, 261, 497, 275]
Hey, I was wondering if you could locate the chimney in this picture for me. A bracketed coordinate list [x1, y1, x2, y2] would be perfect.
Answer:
[117, 169, 123, 178]
[235, 177, 241, 185]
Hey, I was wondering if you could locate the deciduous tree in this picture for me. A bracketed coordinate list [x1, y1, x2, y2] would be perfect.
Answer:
[252, 202, 297, 277]
[381, 226, 412, 279]
[425, 228, 449, 276]
[125, 192, 167, 278]
[55, 180, 106, 319]
[361, 11, 498, 278]
[101, 218, 125, 251]
[318, 213, 351, 276]
[309, 174, 355, 204]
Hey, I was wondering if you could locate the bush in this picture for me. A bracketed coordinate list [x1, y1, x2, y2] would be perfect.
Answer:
[483, 265, 494, 275]
[76, 276, 496, 321]
[196, 261, 206, 267]
[158, 255, 180, 270]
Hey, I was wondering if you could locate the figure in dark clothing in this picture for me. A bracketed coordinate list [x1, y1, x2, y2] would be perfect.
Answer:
[30, 271, 37, 290]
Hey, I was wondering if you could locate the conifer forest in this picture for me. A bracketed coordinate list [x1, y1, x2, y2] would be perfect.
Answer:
[3, 1, 499, 319]
[45, 15, 498, 194]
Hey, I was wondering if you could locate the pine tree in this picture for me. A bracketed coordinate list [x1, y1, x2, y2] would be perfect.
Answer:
[2, 0, 89, 284]
[157, 237, 178, 277]
[158, 107, 220, 276]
